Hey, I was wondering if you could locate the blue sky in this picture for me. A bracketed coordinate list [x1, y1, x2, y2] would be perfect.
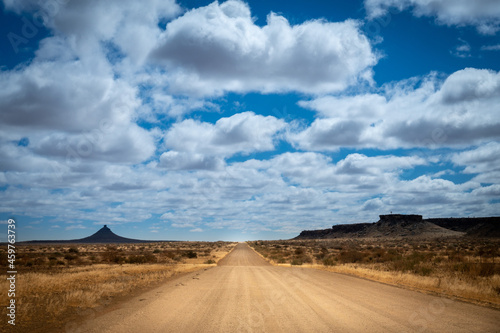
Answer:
[1, 0, 500, 242]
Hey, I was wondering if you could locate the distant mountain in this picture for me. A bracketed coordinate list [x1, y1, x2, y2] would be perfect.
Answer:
[294, 214, 500, 240]
[22, 225, 152, 244]
[75, 225, 146, 243]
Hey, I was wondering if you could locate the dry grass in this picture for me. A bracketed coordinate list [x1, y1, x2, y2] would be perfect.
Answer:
[1, 264, 201, 328]
[0, 241, 235, 267]
[248, 238, 500, 308]
[0, 241, 236, 332]
[314, 264, 500, 307]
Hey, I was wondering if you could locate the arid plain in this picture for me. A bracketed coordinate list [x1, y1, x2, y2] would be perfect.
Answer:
[64, 243, 498, 332]
[2, 238, 499, 332]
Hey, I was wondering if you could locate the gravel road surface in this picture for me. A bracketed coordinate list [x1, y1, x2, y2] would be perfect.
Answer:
[74, 243, 499, 332]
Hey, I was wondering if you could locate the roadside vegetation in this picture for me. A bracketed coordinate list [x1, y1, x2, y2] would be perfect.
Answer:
[0, 241, 236, 332]
[249, 238, 500, 308]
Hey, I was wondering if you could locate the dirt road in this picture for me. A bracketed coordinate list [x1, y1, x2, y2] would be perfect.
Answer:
[74, 243, 499, 332]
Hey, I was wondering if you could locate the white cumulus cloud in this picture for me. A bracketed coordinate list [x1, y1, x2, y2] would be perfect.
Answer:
[451, 142, 500, 184]
[150, 0, 377, 96]
[159, 151, 225, 171]
[164, 111, 285, 157]
[0, 57, 156, 165]
[290, 68, 500, 151]
[3, 0, 181, 65]
[365, 0, 500, 34]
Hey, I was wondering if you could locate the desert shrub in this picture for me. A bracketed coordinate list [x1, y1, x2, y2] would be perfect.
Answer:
[372, 248, 387, 261]
[162, 250, 177, 259]
[477, 245, 498, 261]
[295, 248, 305, 255]
[415, 265, 433, 276]
[33, 257, 47, 265]
[339, 250, 366, 264]
[291, 254, 312, 265]
[270, 254, 285, 262]
[128, 255, 147, 264]
[205, 259, 216, 264]
[383, 249, 401, 261]
[128, 253, 156, 264]
[103, 247, 126, 264]
[477, 263, 496, 277]
[103, 248, 116, 261]
[185, 251, 197, 259]
[447, 250, 465, 262]
[144, 253, 157, 263]
[301, 255, 313, 264]
[68, 247, 79, 253]
[315, 253, 325, 260]
[64, 254, 77, 261]
[453, 262, 472, 274]
[323, 255, 336, 266]
[315, 247, 329, 260]
[112, 256, 126, 264]
[433, 256, 444, 264]
[390, 251, 435, 275]
[153, 249, 161, 253]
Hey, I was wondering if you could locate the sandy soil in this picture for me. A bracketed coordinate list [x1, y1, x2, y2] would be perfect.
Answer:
[72, 243, 500, 333]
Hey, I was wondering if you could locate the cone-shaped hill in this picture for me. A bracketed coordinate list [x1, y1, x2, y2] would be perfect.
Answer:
[22, 225, 151, 244]
[76, 225, 145, 243]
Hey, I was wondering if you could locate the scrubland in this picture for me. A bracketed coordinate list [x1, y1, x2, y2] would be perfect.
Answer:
[0, 241, 236, 332]
[249, 238, 500, 308]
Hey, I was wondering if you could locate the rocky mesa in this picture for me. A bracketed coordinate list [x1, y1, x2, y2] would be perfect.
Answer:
[294, 214, 500, 239]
